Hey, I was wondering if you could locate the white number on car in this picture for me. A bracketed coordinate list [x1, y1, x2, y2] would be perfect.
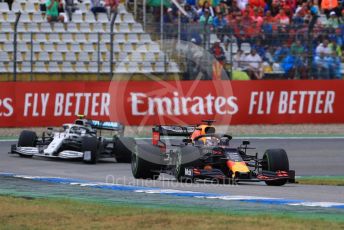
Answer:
[184, 168, 193, 176]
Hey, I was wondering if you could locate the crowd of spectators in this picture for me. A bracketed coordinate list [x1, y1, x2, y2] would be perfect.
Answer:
[155, 0, 344, 79]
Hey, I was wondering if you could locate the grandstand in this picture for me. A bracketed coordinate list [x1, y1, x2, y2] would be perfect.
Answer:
[0, 0, 180, 79]
[1, 0, 344, 80]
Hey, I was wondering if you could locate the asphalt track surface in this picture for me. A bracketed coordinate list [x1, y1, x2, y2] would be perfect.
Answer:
[1, 139, 344, 203]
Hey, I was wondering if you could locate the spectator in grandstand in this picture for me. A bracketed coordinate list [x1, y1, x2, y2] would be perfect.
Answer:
[294, 1, 308, 17]
[264, 46, 275, 64]
[210, 40, 226, 63]
[210, 40, 226, 80]
[280, 53, 296, 78]
[251, 39, 266, 59]
[46, 0, 65, 22]
[221, 39, 231, 62]
[274, 9, 290, 26]
[314, 52, 330, 79]
[216, 0, 229, 15]
[249, 0, 265, 9]
[269, 0, 281, 17]
[232, 15, 250, 47]
[321, 0, 339, 18]
[329, 38, 342, 57]
[262, 10, 274, 39]
[251, 8, 264, 27]
[291, 39, 304, 57]
[315, 39, 332, 55]
[233, 49, 244, 69]
[292, 9, 305, 27]
[229, 0, 242, 17]
[327, 51, 341, 78]
[105, 0, 118, 18]
[289, 39, 308, 79]
[243, 48, 263, 79]
[163, 8, 178, 38]
[164, 8, 177, 23]
[213, 12, 227, 28]
[326, 11, 342, 28]
[329, 28, 344, 47]
[307, 0, 320, 32]
[90, 0, 107, 18]
[183, 4, 199, 22]
[200, 9, 214, 26]
[198, 1, 215, 17]
[65, 0, 75, 22]
[236, 0, 248, 10]
[213, 13, 228, 41]
[273, 43, 290, 62]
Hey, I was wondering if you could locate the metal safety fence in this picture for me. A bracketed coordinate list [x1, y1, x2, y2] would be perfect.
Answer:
[0, 11, 343, 80]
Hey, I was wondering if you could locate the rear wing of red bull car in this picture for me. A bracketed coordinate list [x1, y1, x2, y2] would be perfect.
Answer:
[152, 125, 196, 145]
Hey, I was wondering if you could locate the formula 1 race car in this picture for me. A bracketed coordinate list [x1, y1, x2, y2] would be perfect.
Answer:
[131, 120, 295, 186]
[9, 116, 135, 164]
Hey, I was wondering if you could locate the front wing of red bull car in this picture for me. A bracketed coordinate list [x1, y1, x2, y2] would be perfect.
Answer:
[178, 135, 295, 186]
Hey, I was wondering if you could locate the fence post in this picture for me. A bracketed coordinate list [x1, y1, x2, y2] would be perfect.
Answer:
[143, 0, 146, 31]
[97, 32, 100, 79]
[229, 32, 233, 80]
[110, 12, 116, 79]
[160, 0, 163, 43]
[30, 32, 33, 81]
[13, 12, 21, 82]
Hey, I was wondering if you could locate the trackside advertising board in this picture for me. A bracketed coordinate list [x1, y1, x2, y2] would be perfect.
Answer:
[0, 80, 343, 127]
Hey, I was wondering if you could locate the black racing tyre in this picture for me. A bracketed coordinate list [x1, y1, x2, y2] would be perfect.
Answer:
[114, 137, 136, 163]
[131, 144, 160, 180]
[175, 146, 202, 182]
[18, 130, 37, 147]
[82, 137, 99, 164]
[17, 130, 37, 158]
[262, 149, 289, 186]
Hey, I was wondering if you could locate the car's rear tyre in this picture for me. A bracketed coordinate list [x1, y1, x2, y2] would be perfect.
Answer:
[175, 146, 202, 182]
[131, 144, 160, 180]
[82, 137, 99, 164]
[114, 137, 136, 163]
[17, 130, 37, 158]
[262, 149, 289, 186]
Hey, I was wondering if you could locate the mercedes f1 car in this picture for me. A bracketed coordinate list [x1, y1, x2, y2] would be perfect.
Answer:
[131, 120, 295, 186]
[10, 116, 135, 164]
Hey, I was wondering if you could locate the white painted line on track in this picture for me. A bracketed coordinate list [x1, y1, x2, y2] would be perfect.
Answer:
[0, 139, 17, 142]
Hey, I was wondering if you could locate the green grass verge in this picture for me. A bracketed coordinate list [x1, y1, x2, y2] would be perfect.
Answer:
[297, 176, 344, 186]
[0, 195, 343, 230]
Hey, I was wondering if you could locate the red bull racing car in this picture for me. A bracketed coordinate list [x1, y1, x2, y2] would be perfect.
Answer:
[131, 120, 295, 185]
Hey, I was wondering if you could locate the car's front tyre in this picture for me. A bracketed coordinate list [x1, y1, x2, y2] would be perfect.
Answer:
[262, 149, 289, 186]
[17, 130, 37, 158]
